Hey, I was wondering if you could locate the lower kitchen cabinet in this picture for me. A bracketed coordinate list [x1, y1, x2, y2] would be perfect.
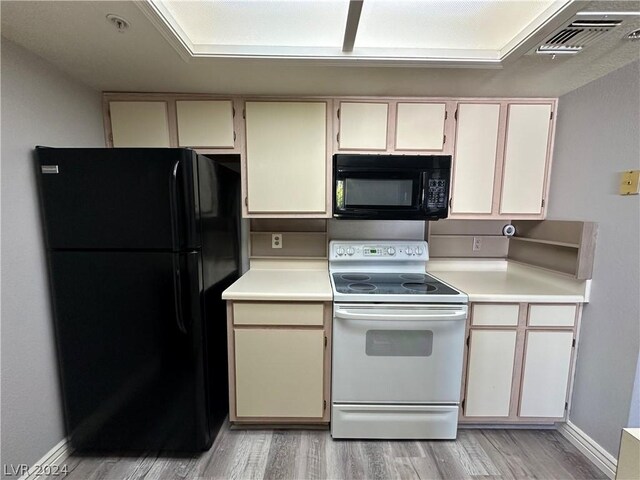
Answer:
[227, 301, 331, 424]
[461, 302, 579, 424]
[465, 330, 517, 417]
[519, 330, 574, 418]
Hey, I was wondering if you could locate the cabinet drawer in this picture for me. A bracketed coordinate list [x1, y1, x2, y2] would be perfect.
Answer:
[472, 304, 519, 326]
[528, 304, 576, 327]
[233, 302, 324, 326]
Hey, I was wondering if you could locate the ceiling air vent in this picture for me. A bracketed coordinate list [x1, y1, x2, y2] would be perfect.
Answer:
[536, 16, 623, 55]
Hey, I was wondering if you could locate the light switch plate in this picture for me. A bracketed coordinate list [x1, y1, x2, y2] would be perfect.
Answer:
[620, 170, 640, 195]
[272, 233, 283, 249]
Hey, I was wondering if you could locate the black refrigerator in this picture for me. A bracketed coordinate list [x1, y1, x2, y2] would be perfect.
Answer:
[35, 147, 240, 452]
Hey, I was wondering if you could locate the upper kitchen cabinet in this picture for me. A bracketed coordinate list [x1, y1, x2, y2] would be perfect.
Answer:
[450, 103, 502, 215]
[500, 103, 554, 215]
[108, 101, 171, 147]
[337, 102, 388, 150]
[103, 94, 241, 152]
[449, 100, 556, 219]
[176, 100, 235, 148]
[335, 99, 455, 154]
[243, 100, 331, 217]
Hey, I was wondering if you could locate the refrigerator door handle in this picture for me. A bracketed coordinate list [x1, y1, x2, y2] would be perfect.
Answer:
[169, 159, 181, 250]
[172, 254, 187, 334]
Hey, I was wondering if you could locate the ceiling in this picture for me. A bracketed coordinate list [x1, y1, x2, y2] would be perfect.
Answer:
[1, 1, 639, 97]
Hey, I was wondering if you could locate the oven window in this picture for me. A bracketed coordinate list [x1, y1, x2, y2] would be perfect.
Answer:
[345, 179, 414, 206]
[365, 330, 433, 357]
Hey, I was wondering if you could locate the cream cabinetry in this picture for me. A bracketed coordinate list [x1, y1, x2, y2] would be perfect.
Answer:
[338, 102, 388, 150]
[108, 101, 171, 147]
[500, 104, 554, 215]
[175, 100, 235, 148]
[450, 100, 555, 220]
[450, 103, 501, 214]
[519, 331, 574, 418]
[462, 302, 579, 423]
[244, 100, 330, 217]
[335, 99, 453, 154]
[104, 94, 240, 151]
[465, 330, 517, 417]
[227, 301, 331, 424]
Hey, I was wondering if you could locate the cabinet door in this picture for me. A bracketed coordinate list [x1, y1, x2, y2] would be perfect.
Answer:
[234, 328, 325, 418]
[500, 104, 552, 214]
[109, 101, 171, 147]
[465, 329, 517, 417]
[245, 101, 327, 213]
[519, 331, 573, 418]
[176, 100, 234, 148]
[395, 103, 446, 150]
[451, 103, 500, 214]
[338, 102, 388, 150]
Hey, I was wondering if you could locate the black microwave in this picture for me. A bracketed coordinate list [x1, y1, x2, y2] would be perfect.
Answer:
[333, 154, 451, 220]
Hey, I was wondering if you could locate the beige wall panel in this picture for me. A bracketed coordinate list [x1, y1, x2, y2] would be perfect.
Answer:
[235, 329, 324, 418]
[395, 103, 446, 150]
[465, 330, 517, 417]
[339, 102, 388, 150]
[250, 232, 327, 258]
[428, 235, 509, 258]
[519, 331, 573, 418]
[500, 104, 552, 214]
[472, 304, 520, 326]
[245, 101, 326, 213]
[109, 101, 170, 147]
[429, 219, 508, 236]
[452, 103, 501, 214]
[176, 100, 234, 147]
[233, 302, 324, 326]
[250, 219, 327, 232]
[528, 304, 577, 327]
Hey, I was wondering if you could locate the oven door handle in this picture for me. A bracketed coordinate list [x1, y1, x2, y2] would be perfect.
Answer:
[334, 308, 467, 321]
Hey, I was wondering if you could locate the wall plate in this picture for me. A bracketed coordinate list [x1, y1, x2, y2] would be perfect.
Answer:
[620, 170, 639, 195]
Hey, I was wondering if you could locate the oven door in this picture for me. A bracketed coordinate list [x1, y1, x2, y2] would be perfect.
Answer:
[332, 304, 466, 404]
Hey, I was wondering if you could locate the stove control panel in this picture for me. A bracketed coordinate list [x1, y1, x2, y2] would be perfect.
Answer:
[330, 241, 429, 261]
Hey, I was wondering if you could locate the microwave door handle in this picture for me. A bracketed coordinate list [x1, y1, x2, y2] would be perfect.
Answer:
[335, 309, 467, 321]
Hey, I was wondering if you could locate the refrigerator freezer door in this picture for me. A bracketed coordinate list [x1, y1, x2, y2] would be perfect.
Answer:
[49, 250, 213, 451]
[36, 148, 199, 250]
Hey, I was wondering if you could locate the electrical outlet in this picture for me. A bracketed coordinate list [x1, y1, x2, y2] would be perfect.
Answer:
[473, 237, 482, 252]
[272, 233, 283, 249]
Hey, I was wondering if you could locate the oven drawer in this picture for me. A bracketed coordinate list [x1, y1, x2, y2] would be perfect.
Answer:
[331, 404, 459, 439]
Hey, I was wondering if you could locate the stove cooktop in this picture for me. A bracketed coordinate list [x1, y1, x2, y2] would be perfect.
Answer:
[332, 272, 460, 296]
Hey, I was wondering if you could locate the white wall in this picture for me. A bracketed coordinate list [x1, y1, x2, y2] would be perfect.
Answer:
[548, 60, 640, 456]
[1, 39, 104, 474]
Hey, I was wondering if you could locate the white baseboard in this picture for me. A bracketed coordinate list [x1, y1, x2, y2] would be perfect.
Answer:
[18, 438, 72, 480]
[557, 421, 617, 479]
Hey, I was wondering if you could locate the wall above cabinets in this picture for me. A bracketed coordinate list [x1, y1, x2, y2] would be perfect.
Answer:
[103, 93, 557, 220]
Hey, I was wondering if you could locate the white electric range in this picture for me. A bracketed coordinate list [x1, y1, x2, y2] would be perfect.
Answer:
[329, 240, 468, 440]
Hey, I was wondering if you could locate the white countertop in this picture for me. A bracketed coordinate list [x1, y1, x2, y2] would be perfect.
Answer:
[223, 259, 590, 303]
[222, 261, 332, 301]
[427, 260, 590, 303]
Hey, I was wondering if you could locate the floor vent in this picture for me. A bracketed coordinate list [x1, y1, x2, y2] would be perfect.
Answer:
[535, 16, 623, 55]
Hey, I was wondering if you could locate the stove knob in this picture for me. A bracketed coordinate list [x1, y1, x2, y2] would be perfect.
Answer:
[406, 247, 413, 256]
[346, 247, 355, 256]
[386, 247, 396, 256]
[336, 247, 345, 256]
[415, 247, 423, 255]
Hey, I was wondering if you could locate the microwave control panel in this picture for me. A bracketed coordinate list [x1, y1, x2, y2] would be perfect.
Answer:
[426, 179, 448, 208]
